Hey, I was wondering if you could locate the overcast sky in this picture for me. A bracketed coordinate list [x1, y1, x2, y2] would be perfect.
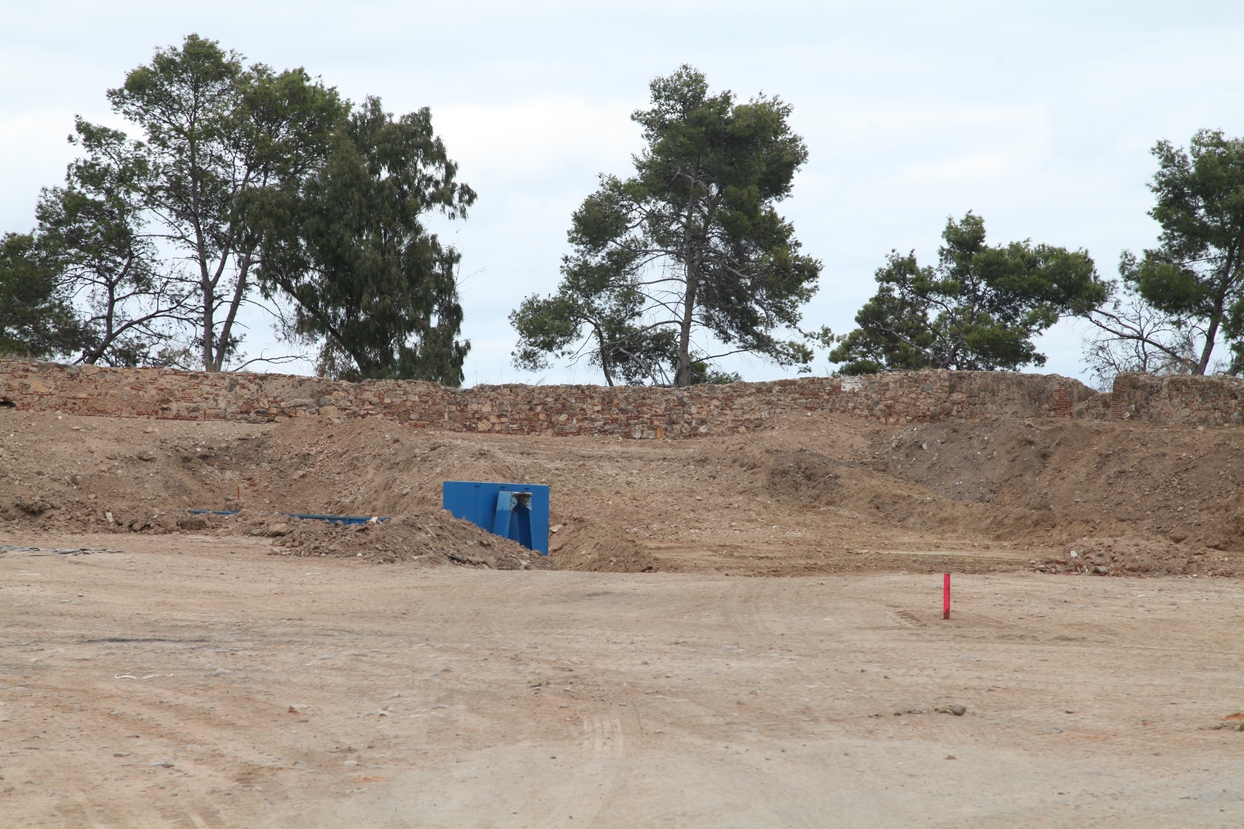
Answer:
[4, 1, 1244, 386]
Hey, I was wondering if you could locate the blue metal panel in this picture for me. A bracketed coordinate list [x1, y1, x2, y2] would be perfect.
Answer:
[442, 481, 550, 555]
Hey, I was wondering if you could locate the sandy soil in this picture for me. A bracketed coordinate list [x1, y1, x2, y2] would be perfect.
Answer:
[3, 532, 1244, 828]
[4, 405, 1244, 826]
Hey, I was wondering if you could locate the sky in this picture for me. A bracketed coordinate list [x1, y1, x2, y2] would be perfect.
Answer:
[3, 1, 1244, 387]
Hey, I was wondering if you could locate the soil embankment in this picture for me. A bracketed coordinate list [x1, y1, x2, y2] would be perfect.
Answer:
[2, 407, 1241, 577]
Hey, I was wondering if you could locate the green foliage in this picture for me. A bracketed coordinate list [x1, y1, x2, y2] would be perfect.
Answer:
[36, 119, 191, 366]
[1122, 130, 1244, 375]
[512, 66, 820, 387]
[0, 233, 85, 359]
[509, 259, 677, 385]
[1080, 260, 1202, 389]
[690, 362, 742, 385]
[254, 97, 475, 385]
[31, 33, 471, 380]
[103, 34, 345, 371]
[830, 213, 1104, 374]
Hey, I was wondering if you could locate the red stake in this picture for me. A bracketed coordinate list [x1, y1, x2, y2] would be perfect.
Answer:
[943, 573, 951, 620]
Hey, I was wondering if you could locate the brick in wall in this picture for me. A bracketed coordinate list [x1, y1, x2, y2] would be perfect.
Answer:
[0, 360, 1118, 437]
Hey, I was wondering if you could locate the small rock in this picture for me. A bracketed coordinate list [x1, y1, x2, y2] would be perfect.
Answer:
[15, 497, 55, 515]
[949, 704, 966, 716]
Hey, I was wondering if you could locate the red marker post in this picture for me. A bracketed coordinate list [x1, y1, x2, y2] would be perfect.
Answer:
[943, 573, 951, 620]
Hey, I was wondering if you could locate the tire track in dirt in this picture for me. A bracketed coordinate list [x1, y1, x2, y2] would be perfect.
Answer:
[24, 742, 230, 829]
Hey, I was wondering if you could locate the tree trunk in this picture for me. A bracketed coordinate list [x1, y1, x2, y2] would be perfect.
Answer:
[1196, 285, 1229, 375]
[201, 276, 216, 371]
[593, 325, 614, 387]
[675, 265, 697, 387]
[675, 196, 700, 387]
[211, 254, 251, 372]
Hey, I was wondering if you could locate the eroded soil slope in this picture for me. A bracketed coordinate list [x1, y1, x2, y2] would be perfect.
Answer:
[1, 407, 1242, 577]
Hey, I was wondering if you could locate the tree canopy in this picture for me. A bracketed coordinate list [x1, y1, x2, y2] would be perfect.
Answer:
[511, 65, 820, 386]
[254, 97, 476, 384]
[104, 34, 345, 371]
[35, 119, 191, 366]
[15, 36, 1243, 389]
[0, 233, 85, 360]
[828, 213, 1105, 374]
[4, 34, 474, 383]
[1084, 130, 1244, 377]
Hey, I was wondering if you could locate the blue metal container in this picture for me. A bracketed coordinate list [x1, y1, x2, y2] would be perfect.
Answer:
[442, 481, 550, 555]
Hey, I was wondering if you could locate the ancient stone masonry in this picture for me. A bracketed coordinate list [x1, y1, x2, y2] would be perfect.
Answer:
[1111, 373, 1244, 426]
[0, 359, 1119, 438]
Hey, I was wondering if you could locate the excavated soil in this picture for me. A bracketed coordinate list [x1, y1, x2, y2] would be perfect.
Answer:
[2, 407, 1242, 578]
[6, 404, 1244, 827]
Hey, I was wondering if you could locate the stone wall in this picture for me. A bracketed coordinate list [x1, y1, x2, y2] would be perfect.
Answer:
[0, 360, 1105, 438]
[1110, 373, 1244, 426]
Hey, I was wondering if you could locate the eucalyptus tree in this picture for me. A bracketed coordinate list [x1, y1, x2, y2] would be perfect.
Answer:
[20, 34, 475, 379]
[254, 97, 476, 384]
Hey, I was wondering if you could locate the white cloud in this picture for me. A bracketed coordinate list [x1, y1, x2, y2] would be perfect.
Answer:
[0, 113, 81, 231]
[435, 97, 640, 186]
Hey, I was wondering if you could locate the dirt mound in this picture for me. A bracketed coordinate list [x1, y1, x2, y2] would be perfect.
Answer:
[0, 411, 554, 570]
[548, 517, 659, 573]
[1036, 535, 1237, 577]
[264, 510, 552, 569]
[875, 417, 1244, 554]
[258, 418, 529, 515]
[762, 449, 841, 506]
[3, 405, 1244, 578]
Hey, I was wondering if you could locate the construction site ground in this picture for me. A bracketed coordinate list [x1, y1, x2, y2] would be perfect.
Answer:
[3, 407, 1244, 827]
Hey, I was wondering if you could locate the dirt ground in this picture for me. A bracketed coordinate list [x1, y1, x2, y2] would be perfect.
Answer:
[4, 406, 1244, 826]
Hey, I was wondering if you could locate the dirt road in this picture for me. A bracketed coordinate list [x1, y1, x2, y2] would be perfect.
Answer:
[4, 532, 1244, 827]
